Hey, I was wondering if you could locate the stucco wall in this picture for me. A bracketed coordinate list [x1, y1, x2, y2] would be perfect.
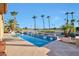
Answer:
[0, 14, 4, 41]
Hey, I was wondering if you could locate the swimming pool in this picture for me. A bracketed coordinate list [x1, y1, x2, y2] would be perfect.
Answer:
[18, 34, 57, 47]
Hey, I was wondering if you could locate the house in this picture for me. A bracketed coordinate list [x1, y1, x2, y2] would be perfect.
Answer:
[0, 3, 7, 41]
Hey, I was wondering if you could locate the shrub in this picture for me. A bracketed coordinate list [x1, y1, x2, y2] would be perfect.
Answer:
[69, 32, 76, 38]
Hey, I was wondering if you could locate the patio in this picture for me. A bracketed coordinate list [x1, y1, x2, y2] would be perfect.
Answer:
[3, 35, 49, 56]
[4, 34, 79, 56]
[46, 40, 79, 56]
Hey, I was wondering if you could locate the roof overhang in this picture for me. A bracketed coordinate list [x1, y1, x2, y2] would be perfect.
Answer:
[0, 3, 7, 14]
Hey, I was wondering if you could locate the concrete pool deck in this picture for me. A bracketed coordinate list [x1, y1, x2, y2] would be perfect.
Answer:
[3, 36, 49, 56]
[3, 34, 79, 56]
[45, 40, 79, 56]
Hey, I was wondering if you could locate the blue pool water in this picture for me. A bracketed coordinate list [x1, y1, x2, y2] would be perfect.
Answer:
[18, 34, 57, 47]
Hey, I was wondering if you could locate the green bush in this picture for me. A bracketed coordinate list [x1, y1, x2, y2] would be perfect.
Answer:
[69, 32, 76, 38]
[76, 27, 79, 31]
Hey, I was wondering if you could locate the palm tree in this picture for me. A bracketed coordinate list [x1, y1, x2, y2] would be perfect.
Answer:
[10, 11, 18, 32]
[41, 15, 45, 29]
[77, 20, 79, 26]
[32, 16, 37, 30]
[62, 25, 68, 36]
[4, 20, 8, 27]
[47, 16, 51, 30]
[71, 19, 75, 26]
[62, 24, 75, 37]
[10, 11, 18, 20]
[4, 20, 10, 33]
[70, 12, 75, 26]
[65, 12, 69, 20]
[65, 12, 69, 24]
[64, 18, 69, 25]
[8, 19, 15, 32]
[70, 12, 74, 19]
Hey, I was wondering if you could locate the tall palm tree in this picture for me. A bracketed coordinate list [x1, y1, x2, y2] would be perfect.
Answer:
[4, 20, 10, 33]
[47, 16, 51, 30]
[10, 11, 18, 32]
[10, 11, 18, 20]
[8, 19, 15, 32]
[70, 12, 75, 26]
[32, 16, 37, 30]
[65, 12, 69, 20]
[65, 12, 69, 24]
[70, 12, 74, 19]
[4, 20, 8, 27]
[41, 15, 45, 29]
[71, 19, 75, 26]
[77, 20, 79, 26]
[64, 18, 69, 25]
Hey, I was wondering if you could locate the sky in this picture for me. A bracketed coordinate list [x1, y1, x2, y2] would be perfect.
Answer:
[4, 3, 79, 29]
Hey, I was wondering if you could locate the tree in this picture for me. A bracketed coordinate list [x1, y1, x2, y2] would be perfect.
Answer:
[23, 27, 28, 30]
[8, 19, 15, 31]
[32, 16, 37, 30]
[15, 23, 20, 32]
[47, 16, 51, 30]
[71, 19, 75, 26]
[10, 11, 18, 19]
[70, 12, 74, 19]
[8, 19, 18, 32]
[62, 24, 75, 37]
[4, 20, 10, 33]
[62, 24, 70, 36]
[41, 15, 45, 29]
[76, 20, 79, 31]
[65, 12, 69, 24]
[70, 12, 75, 26]
[77, 20, 79, 26]
[62, 12, 76, 37]
[10, 11, 18, 32]
[64, 18, 69, 25]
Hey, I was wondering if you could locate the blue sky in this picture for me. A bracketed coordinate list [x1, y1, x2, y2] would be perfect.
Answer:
[4, 3, 79, 29]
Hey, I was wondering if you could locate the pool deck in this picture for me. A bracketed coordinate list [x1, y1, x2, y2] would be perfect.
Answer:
[45, 40, 79, 56]
[3, 34, 79, 56]
[4, 35, 49, 56]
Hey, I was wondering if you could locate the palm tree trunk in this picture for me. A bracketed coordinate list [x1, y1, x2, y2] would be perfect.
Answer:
[34, 19, 36, 30]
[14, 16, 16, 32]
[67, 14, 68, 20]
[0, 14, 4, 41]
[42, 18, 45, 29]
[78, 23, 79, 26]
[72, 14, 73, 19]
[66, 14, 69, 25]
[48, 18, 50, 30]
[11, 16, 16, 35]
